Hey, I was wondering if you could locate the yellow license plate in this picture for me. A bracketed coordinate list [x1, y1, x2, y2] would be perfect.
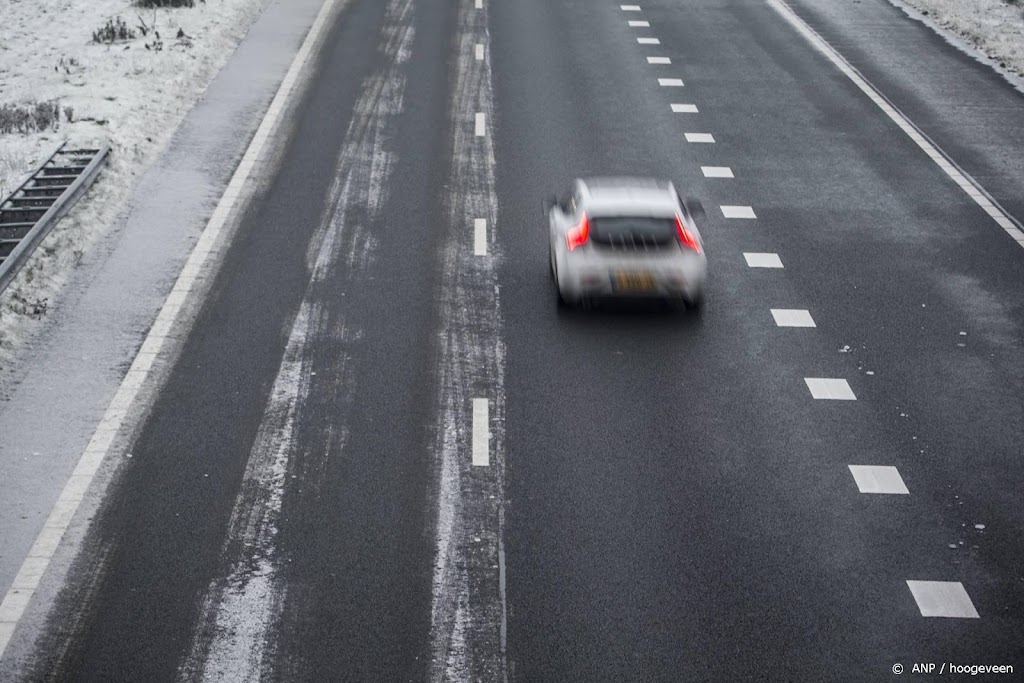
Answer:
[612, 271, 656, 291]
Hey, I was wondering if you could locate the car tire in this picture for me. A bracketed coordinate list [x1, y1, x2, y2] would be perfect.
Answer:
[684, 290, 704, 310]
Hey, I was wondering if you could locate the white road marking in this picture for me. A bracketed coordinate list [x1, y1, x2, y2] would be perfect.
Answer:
[475, 0, 482, 7]
[472, 399, 490, 466]
[906, 581, 979, 618]
[621, 4, 642, 10]
[768, 0, 1024, 249]
[0, 0, 349, 661]
[685, 133, 715, 143]
[771, 308, 815, 327]
[475, 112, 486, 137]
[637, 37, 660, 44]
[475, 43, 484, 60]
[671, 103, 698, 113]
[720, 205, 755, 218]
[658, 78, 684, 87]
[647, 56, 671, 64]
[804, 377, 856, 400]
[474, 218, 487, 256]
[628, 20, 650, 27]
[848, 465, 909, 494]
[701, 166, 733, 178]
[744, 252, 783, 268]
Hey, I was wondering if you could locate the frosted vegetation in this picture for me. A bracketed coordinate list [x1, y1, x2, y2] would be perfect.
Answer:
[0, 0, 263, 370]
[897, 0, 1024, 75]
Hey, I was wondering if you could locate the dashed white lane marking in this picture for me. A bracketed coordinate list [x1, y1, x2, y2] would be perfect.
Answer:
[804, 377, 856, 400]
[647, 56, 671, 65]
[720, 205, 755, 218]
[685, 133, 715, 143]
[671, 103, 698, 113]
[474, 218, 487, 256]
[701, 166, 733, 178]
[475, 112, 486, 137]
[744, 252, 784, 268]
[771, 308, 815, 327]
[0, 0, 349, 661]
[768, 0, 1024, 249]
[658, 78, 684, 87]
[475, 0, 483, 8]
[472, 398, 490, 467]
[621, 4, 642, 10]
[475, 43, 484, 60]
[637, 37, 660, 44]
[848, 465, 909, 494]
[906, 581, 979, 618]
[628, 20, 650, 27]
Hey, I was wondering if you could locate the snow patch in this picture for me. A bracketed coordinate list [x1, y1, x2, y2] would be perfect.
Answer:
[0, 0, 267, 372]
[892, 0, 1024, 78]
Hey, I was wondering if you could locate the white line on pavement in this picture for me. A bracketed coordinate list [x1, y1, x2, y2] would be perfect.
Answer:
[647, 56, 671, 64]
[475, 112, 486, 137]
[637, 37, 660, 44]
[906, 581, 979, 618]
[621, 4, 642, 10]
[720, 205, 755, 218]
[472, 399, 489, 466]
[658, 78, 684, 87]
[474, 218, 487, 256]
[804, 377, 856, 400]
[685, 133, 715, 143]
[628, 20, 650, 27]
[771, 308, 815, 327]
[848, 465, 909, 494]
[475, 0, 483, 8]
[671, 103, 698, 113]
[768, 0, 1024, 249]
[744, 252, 784, 268]
[0, 0, 350, 662]
[701, 166, 733, 178]
[475, 43, 484, 60]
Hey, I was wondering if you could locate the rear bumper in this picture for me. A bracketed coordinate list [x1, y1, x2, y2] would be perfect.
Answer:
[559, 261, 706, 302]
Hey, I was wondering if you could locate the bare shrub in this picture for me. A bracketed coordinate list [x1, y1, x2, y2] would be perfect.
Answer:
[0, 101, 63, 134]
[133, 0, 198, 7]
[92, 17, 137, 43]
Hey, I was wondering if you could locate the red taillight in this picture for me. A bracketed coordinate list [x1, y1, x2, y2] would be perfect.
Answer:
[675, 213, 702, 253]
[566, 212, 590, 251]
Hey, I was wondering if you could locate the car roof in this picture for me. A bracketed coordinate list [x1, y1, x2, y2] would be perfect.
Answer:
[578, 177, 679, 217]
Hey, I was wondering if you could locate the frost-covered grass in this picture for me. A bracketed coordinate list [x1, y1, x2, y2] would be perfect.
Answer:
[896, 0, 1024, 75]
[0, 0, 265, 371]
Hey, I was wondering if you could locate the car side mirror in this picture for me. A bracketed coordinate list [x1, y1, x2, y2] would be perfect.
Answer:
[684, 196, 706, 219]
[542, 195, 558, 214]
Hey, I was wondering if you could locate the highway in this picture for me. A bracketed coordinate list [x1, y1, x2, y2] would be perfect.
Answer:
[1, 0, 1022, 680]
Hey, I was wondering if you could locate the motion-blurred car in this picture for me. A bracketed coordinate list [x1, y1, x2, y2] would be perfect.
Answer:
[545, 177, 707, 309]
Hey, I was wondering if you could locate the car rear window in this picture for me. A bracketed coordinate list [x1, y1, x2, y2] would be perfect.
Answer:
[590, 216, 675, 246]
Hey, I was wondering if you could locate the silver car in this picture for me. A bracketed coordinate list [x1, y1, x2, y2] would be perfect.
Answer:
[546, 177, 708, 309]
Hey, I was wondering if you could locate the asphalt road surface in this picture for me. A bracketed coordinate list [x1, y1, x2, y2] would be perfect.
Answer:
[3, 0, 1023, 680]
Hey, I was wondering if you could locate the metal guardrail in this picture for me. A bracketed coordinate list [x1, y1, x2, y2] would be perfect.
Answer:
[0, 141, 111, 294]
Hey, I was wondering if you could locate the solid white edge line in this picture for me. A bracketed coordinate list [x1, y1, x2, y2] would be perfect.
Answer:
[0, 0, 347, 662]
[475, 112, 486, 137]
[472, 398, 490, 466]
[474, 218, 487, 256]
[767, 0, 1024, 248]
